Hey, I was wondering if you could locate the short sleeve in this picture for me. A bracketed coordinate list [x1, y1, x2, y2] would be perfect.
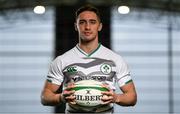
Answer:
[47, 57, 64, 85]
[116, 57, 132, 87]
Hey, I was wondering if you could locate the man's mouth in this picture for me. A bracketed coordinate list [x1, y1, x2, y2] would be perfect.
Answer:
[84, 32, 91, 36]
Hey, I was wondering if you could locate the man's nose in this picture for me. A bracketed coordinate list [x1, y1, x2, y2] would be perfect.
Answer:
[85, 23, 90, 30]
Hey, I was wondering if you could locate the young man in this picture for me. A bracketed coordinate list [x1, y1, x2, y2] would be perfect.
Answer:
[41, 4, 137, 113]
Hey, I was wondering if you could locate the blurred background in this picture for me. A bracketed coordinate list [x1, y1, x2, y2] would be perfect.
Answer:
[0, 0, 180, 114]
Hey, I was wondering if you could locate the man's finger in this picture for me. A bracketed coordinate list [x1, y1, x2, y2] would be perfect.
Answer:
[101, 84, 111, 91]
[65, 95, 76, 100]
[65, 83, 75, 90]
[101, 91, 113, 96]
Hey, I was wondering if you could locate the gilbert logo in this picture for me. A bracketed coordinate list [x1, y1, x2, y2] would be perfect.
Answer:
[100, 63, 112, 74]
[67, 66, 77, 73]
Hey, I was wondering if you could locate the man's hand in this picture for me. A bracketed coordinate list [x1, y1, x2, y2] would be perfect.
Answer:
[101, 84, 117, 104]
[101, 82, 137, 106]
[61, 83, 76, 104]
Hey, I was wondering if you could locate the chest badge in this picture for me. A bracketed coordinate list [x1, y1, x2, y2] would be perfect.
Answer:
[100, 63, 112, 74]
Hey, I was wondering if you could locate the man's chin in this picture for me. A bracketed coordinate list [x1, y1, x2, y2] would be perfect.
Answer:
[81, 37, 95, 42]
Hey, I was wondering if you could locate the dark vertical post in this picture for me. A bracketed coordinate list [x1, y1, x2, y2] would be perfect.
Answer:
[54, 5, 111, 113]
[167, 0, 174, 113]
[98, 6, 111, 48]
[55, 5, 78, 57]
[168, 14, 174, 114]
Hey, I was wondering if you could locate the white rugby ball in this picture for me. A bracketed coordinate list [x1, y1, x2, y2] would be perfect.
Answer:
[72, 80, 108, 107]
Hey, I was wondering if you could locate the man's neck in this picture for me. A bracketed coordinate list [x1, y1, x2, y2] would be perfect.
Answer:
[78, 41, 99, 54]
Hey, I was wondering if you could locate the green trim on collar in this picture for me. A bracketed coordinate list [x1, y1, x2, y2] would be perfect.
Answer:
[76, 45, 87, 56]
[88, 43, 101, 57]
[76, 43, 101, 57]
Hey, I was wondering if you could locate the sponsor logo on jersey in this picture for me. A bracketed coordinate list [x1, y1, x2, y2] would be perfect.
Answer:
[72, 75, 107, 82]
[100, 63, 112, 74]
[66, 66, 77, 74]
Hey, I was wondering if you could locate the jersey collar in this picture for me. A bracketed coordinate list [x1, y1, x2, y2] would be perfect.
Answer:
[76, 43, 101, 57]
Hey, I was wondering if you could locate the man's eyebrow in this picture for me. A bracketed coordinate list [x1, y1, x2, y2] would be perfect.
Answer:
[89, 19, 97, 21]
[79, 19, 86, 21]
[79, 19, 97, 21]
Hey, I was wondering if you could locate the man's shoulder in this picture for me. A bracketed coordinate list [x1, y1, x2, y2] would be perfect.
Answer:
[101, 45, 121, 57]
[54, 46, 76, 60]
[100, 45, 127, 64]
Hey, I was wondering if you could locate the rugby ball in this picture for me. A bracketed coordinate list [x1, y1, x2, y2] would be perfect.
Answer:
[71, 80, 108, 107]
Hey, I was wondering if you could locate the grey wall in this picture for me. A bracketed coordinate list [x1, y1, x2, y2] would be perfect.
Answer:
[111, 7, 180, 113]
[0, 7, 54, 113]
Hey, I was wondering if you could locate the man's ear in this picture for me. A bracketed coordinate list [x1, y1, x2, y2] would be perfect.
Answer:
[98, 23, 102, 31]
[74, 23, 78, 31]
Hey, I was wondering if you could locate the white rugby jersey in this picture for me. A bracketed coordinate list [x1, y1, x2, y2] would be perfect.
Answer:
[47, 43, 132, 113]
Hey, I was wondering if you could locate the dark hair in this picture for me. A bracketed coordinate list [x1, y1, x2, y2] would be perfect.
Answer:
[75, 4, 101, 22]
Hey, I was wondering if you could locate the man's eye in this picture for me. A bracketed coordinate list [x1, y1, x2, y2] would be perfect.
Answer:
[79, 21, 85, 24]
[90, 21, 96, 24]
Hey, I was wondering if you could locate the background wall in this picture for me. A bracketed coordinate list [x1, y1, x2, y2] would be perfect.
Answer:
[0, 7, 54, 113]
[111, 7, 180, 113]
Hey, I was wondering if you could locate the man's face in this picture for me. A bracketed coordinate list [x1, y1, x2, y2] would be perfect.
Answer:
[75, 11, 102, 42]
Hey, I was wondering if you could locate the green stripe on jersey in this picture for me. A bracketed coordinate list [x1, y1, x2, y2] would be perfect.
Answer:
[47, 79, 52, 83]
[125, 79, 133, 84]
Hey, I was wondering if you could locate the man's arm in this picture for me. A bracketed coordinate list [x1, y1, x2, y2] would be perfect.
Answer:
[41, 81, 62, 106]
[101, 82, 137, 106]
[41, 80, 76, 106]
[115, 82, 137, 106]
